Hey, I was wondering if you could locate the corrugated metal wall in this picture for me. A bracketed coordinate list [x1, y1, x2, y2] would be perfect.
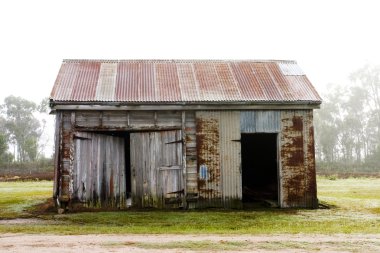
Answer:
[279, 110, 317, 208]
[241, 111, 280, 133]
[195, 111, 222, 207]
[195, 111, 242, 208]
[220, 111, 242, 208]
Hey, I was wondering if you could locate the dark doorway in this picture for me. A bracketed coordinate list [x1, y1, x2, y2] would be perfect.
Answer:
[241, 133, 278, 204]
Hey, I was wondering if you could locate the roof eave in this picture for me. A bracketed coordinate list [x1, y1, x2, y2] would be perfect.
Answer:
[49, 100, 321, 112]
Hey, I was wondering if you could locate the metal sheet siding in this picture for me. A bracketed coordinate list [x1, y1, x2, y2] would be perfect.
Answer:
[279, 110, 317, 208]
[195, 111, 242, 208]
[51, 60, 321, 104]
[220, 111, 242, 208]
[241, 111, 280, 133]
[195, 111, 222, 207]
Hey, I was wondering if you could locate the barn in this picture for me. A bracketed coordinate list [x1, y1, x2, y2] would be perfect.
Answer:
[49, 59, 321, 211]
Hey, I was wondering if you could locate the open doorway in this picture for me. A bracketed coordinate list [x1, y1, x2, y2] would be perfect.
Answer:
[241, 133, 279, 205]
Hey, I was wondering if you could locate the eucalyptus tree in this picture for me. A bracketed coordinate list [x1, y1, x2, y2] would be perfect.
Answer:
[2, 96, 42, 162]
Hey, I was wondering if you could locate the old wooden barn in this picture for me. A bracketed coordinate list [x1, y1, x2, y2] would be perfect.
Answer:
[49, 59, 321, 211]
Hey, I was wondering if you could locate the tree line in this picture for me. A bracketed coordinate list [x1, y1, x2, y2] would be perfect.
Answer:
[0, 96, 50, 164]
[315, 65, 380, 170]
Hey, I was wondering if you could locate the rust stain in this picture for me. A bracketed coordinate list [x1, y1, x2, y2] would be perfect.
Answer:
[280, 111, 318, 208]
[292, 116, 303, 131]
[196, 113, 221, 200]
[280, 112, 306, 207]
[288, 136, 304, 167]
[197, 179, 206, 188]
[306, 123, 318, 208]
[285, 173, 305, 204]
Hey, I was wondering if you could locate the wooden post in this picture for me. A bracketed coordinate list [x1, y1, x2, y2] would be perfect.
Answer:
[181, 111, 187, 208]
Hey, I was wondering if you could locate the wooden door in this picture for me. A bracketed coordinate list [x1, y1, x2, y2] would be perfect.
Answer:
[130, 130, 183, 208]
[73, 132, 126, 207]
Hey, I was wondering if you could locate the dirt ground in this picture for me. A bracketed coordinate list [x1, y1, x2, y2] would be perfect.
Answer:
[1, 233, 380, 253]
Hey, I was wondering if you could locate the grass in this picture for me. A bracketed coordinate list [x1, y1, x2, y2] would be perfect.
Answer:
[0, 181, 53, 219]
[0, 177, 379, 234]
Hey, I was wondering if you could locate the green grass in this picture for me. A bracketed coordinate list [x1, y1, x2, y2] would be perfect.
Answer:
[0, 177, 379, 234]
[0, 181, 52, 219]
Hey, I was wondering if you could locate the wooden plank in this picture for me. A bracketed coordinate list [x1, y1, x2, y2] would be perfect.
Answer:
[72, 132, 126, 208]
[53, 112, 61, 198]
[130, 130, 183, 208]
[181, 111, 187, 207]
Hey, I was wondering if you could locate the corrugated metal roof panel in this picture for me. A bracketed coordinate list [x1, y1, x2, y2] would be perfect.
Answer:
[95, 63, 117, 101]
[177, 63, 200, 101]
[278, 62, 305, 76]
[50, 60, 321, 104]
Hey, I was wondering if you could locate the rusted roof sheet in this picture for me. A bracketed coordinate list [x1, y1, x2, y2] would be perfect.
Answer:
[50, 60, 321, 104]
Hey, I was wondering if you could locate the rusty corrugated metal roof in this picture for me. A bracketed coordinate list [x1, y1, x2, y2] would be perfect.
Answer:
[50, 60, 321, 104]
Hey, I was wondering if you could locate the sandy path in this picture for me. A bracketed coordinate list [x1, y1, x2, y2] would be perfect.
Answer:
[1, 233, 380, 253]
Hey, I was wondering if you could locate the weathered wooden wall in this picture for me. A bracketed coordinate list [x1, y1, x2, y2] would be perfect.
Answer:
[184, 112, 198, 207]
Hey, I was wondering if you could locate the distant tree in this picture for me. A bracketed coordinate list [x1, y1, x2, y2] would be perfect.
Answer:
[350, 65, 380, 161]
[2, 96, 42, 162]
[0, 132, 7, 159]
[315, 64, 380, 168]
[0, 116, 13, 163]
[314, 86, 343, 163]
[37, 97, 50, 113]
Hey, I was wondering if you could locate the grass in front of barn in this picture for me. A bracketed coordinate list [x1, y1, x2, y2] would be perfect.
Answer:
[0, 177, 379, 234]
[0, 181, 53, 219]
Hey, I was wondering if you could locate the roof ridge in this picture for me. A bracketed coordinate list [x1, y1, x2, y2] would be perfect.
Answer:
[62, 59, 298, 64]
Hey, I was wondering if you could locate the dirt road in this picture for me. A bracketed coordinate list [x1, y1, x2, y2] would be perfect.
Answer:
[1, 233, 380, 253]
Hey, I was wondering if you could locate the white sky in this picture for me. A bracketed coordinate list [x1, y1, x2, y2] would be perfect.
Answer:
[1, 0, 380, 156]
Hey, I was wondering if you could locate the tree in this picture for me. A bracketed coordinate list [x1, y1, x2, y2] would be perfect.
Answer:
[0, 116, 13, 163]
[315, 64, 380, 168]
[2, 96, 42, 162]
[350, 65, 380, 166]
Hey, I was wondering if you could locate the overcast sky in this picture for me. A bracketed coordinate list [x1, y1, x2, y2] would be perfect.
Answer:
[1, 0, 380, 104]
[1, 0, 380, 155]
